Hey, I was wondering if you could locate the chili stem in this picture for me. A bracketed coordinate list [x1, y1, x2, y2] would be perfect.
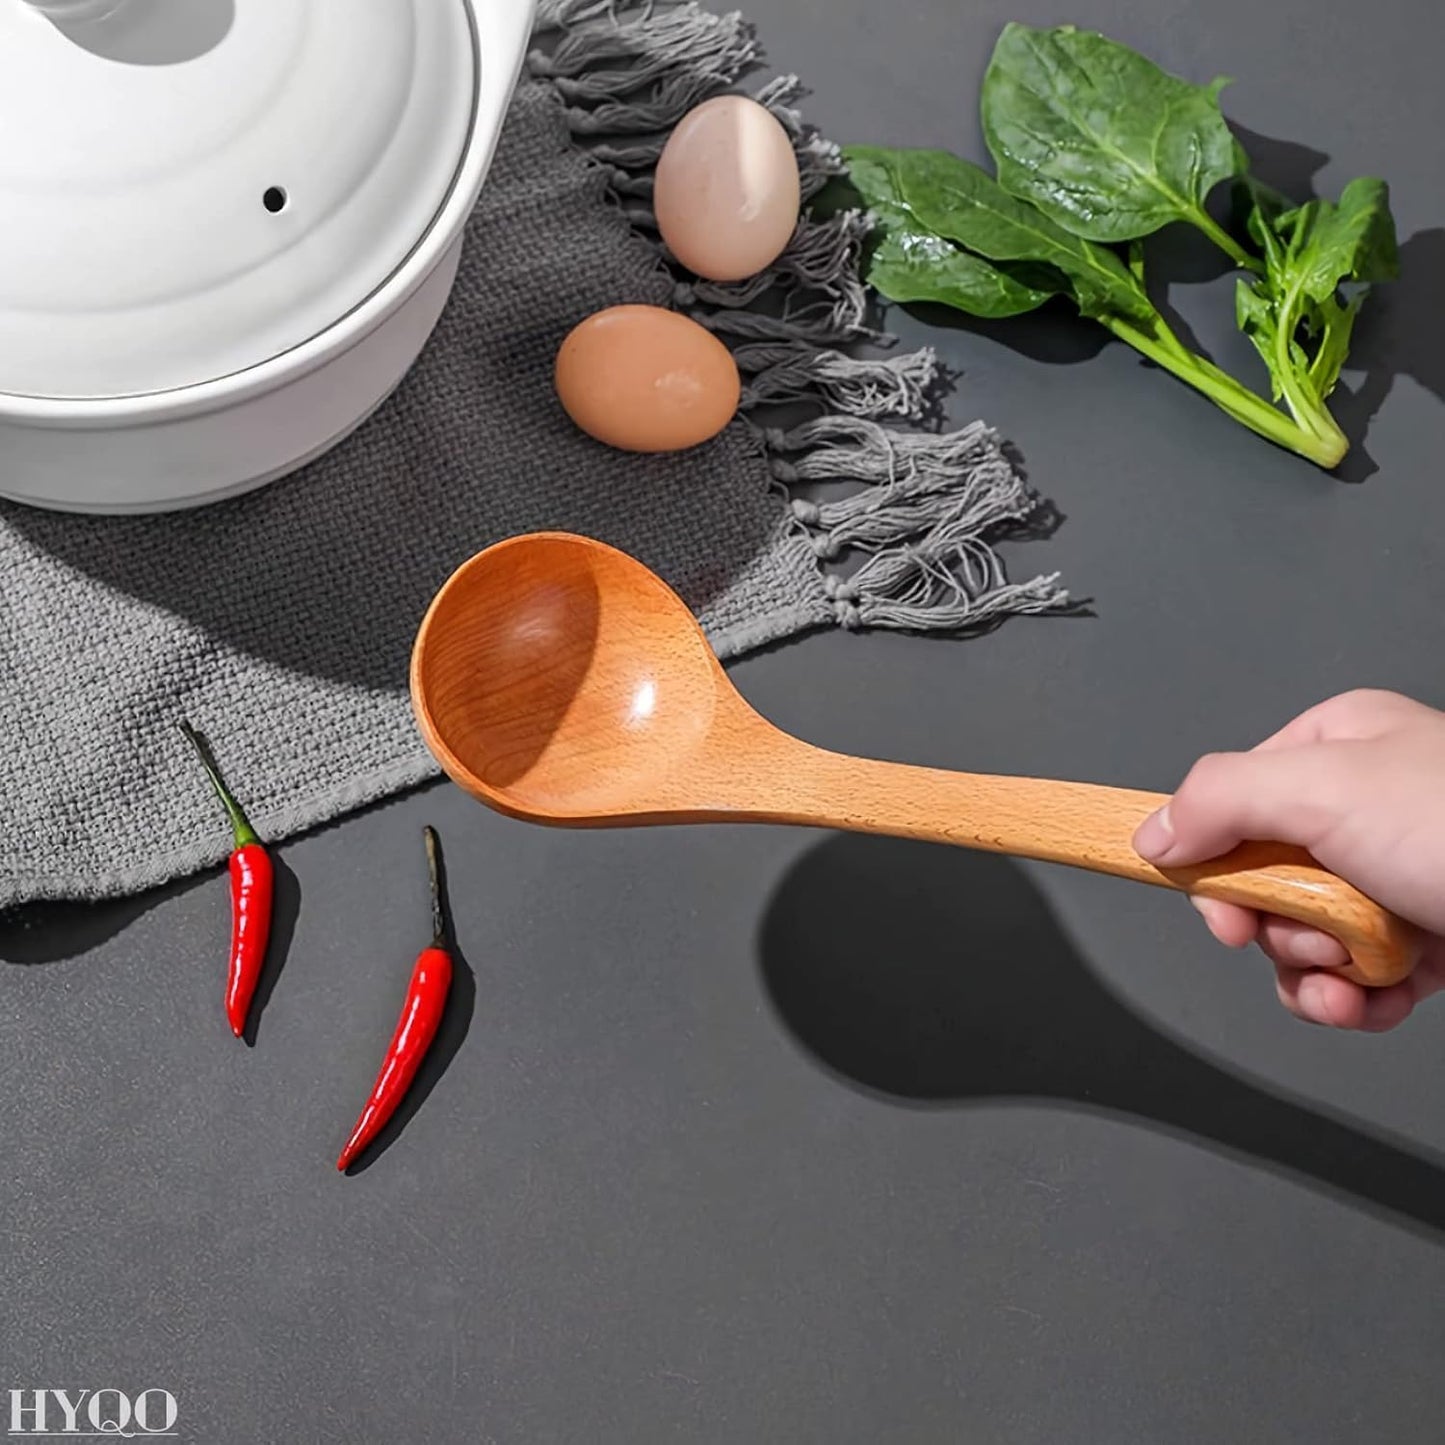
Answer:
[179, 722, 260, 850]
[424, 825, 447, 948]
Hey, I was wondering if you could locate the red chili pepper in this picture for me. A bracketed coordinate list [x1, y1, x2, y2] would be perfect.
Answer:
[337, 826, 454, 1171]
[180, 723, 274, 1040]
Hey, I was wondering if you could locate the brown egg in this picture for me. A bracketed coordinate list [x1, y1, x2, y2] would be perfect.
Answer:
[554, 305, 741, 453]
[655, 95, 801, 283]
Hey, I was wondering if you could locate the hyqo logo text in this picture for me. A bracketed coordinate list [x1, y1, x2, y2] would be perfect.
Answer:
[9, 1389, 178, 1438]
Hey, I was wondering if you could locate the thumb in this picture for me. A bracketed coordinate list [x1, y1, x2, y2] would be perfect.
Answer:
[1134, 745, 1357, 868]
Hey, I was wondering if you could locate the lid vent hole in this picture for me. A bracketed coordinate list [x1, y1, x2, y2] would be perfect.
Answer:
[263, 186, 288, 214]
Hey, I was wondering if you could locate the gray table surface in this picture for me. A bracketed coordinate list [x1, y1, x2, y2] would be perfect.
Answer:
[4, 1, 1444, 1440]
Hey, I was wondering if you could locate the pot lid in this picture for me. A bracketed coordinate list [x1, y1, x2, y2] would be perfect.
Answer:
[0, 0, 478, 401]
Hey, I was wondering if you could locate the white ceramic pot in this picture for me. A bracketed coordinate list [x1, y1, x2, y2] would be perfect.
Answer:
[0, 0, 535, 512]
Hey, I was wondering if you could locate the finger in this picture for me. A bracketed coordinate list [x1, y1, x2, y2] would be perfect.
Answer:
[1275, 969, 1320, 1025]
[1190, 896, 1259, 948]
[1133, 744, 1355, 867]
[1275, 964, 1421, 1031]
[1364, 938, 1445, 1027]
[1277, 967, 1370, 1029]
[1195, 899, 1353, 973]
[1257, 915, 1351, 971]
[1415, 938, 1445, 1004]
[1277, 935, 1445, 1031]
[1357, 985, 1420, 1032]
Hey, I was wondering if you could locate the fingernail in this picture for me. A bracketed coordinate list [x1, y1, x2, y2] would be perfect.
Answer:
[1133, 804, 1176, 863]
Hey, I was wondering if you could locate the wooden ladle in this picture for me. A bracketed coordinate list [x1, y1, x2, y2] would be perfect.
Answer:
[410, 532, 1417, 988]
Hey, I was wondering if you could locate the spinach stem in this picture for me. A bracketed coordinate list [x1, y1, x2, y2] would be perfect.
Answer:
[1270, 281, 1347, 446]
[1187, 205, 1264, 274]
[1104, 314, 1347, 467]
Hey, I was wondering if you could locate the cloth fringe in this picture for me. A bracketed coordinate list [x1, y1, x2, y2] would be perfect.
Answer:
[528, 0, 1069, 635]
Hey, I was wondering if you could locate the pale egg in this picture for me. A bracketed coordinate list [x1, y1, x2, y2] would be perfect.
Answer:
[654, 95, 801, 283]
[554, 304, 741, 453]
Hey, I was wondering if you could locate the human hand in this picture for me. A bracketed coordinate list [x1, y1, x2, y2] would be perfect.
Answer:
[1132, 689, 1445, 1031]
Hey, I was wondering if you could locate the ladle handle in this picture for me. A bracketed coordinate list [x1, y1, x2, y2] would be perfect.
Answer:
[776, 752, 1417, 988]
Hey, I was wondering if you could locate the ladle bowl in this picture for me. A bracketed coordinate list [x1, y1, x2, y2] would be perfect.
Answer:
[411, 533, 1418, 989]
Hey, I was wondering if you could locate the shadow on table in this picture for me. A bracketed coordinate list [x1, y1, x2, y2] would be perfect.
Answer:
[0, 876, 201, 964]
[758, 834, 1445, 1240]
[0, 849, 303, 1028]
[0, 413, 777, 697]
[1329, 227, 1445, 482]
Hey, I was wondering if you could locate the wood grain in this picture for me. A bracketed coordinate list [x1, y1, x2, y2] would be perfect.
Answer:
[412, 533, 1419, 989]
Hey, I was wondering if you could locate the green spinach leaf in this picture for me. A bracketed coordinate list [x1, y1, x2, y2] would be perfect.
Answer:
[851, 145, 1156, 324]
[1238, 177, 1398, 409]
[1305, 292, 1367, 400]
[981, 23, 1248, 263]
[841, 148, 917, 232]
[1280, 177, 1399, 300]
[869, 232, 1063, 317]
[843, 25, 1400, 470]
[845, 145, 1064, 317]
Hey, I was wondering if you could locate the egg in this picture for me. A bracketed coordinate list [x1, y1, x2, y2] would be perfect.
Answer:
[654, 95, 801, 283]
[554, 305, 741, 453]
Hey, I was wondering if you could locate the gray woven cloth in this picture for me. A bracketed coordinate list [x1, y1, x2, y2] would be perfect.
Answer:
[0, 9, 1065, 909]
